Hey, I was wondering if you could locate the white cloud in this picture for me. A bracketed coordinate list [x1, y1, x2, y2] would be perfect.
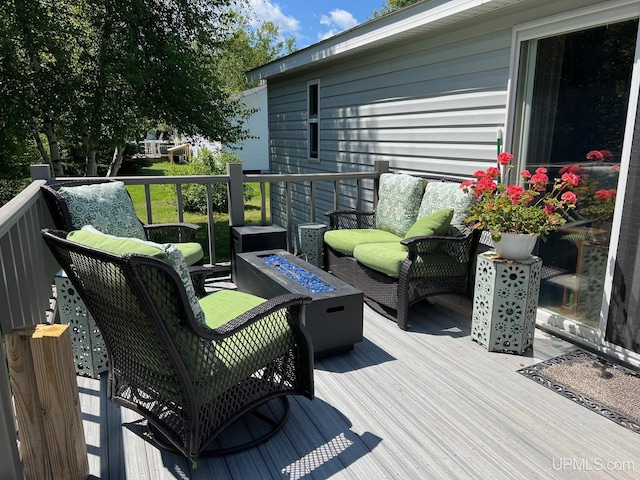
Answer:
[246, 0, 301, 34]
[318, 9, 359, 40]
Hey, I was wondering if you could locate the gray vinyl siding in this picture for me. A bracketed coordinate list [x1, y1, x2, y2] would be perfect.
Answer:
[269, 24, 512, 230]
[266, 0, 606, 231]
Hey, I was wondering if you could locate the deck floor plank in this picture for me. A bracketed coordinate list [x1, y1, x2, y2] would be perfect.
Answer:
[77, 297, 640, 479]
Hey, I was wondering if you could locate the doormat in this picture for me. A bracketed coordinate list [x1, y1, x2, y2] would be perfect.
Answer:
[518, 350, 640, 434]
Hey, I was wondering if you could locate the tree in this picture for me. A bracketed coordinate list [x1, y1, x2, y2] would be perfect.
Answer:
[1, 0, 253, 177]
[218, 17, 298, 93]
[372, 0, 422, 18]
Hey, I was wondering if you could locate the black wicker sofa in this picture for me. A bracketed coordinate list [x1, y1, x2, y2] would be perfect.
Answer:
[324, 173, 481, 330]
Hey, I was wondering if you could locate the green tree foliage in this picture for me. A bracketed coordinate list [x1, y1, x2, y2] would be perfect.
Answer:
[372, 0, 422, 18]
[165, 149, 254, 214]
[219, 17, 297, 92]
[1, 0, 253, 177]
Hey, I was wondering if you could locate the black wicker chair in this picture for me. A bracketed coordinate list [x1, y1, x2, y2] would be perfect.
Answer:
[41, 179, 201, 243]
[42, 229, 314, 464]
[324, 175, 481, 330]
[40, 178, 223, 296]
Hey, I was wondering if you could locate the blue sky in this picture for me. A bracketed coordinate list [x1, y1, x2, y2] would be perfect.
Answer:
[246, 0, 382, 49]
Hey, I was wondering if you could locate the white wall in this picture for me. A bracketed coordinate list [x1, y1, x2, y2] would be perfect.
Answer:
[225, 85, 269, 172]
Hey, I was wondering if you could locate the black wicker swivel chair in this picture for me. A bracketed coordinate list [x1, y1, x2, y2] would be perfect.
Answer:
[41, 179, 201, 243]
[40, 179, 223, 295]
[42, 229, 314, 464]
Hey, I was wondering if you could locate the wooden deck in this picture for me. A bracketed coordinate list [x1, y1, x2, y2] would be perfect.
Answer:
[77, 296, 640, 479]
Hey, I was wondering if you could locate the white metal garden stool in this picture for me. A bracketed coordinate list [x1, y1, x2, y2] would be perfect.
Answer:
[297, 223, 327, 268]
[55, 270, 109, 377]
[471, 252, 543, 355]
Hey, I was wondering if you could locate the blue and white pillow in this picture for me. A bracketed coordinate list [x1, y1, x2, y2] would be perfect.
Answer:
[59, 181, 146, 239]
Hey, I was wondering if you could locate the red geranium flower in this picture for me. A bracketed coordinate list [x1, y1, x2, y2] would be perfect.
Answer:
[586, 150, 605, 162]
[497, 152, 514, 166]
[461, 152, 577, 239]
[561, 191, 577, 205]
[561, 172, 581, 187]
[594, 189, 615, 201]
[485, 167, 500, 179]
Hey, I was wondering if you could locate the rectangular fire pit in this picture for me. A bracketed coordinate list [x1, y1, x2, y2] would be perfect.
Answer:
[234, 249, 363, 357]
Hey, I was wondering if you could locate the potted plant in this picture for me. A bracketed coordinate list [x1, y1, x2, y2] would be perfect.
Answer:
[461, 152, 578, 260]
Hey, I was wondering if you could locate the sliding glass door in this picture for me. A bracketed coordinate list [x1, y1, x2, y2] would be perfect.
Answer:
[511, 13, 639, 350]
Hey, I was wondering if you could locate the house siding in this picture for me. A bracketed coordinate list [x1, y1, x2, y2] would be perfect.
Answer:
[269, 25, 514, 228]
[266, 0, 616, 232]
[225, 86, 269, 172]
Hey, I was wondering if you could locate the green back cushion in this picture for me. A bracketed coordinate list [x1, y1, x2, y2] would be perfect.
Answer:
[417, 181, 472, 226]
[404, 208, 454, 239]
[58, 181, 146, 239]
[353, 242, 468, 278]
[67, 227, 205, 326]
[324, 229, 403, 255]
[375, 173, 427, 236]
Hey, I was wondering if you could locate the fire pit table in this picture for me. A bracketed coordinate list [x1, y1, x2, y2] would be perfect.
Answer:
[234, 249, 363, 357]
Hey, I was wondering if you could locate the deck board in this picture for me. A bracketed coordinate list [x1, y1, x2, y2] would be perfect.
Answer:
[77, 296, 640, 479]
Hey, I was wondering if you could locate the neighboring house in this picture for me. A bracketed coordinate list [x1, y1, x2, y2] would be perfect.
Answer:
[223, 84, 269, 172]
[247, 0, 640, 367]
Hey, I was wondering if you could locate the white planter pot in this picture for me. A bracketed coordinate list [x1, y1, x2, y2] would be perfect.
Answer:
[492, 232, 539, 260]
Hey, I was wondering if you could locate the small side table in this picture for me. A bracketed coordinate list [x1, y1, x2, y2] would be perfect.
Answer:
[471, 252, 542, 354]
[297, 223, 327, 268]
[55, 270, 109, 378]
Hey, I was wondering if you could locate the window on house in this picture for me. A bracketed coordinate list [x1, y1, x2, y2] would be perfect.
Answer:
[512, 18, 638, 334]
[308, 81, 319, 160]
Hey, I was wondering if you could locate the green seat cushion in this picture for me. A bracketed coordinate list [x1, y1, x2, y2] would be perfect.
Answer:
[353, 242, 408, 277]
[375, 173, 427, 236]
[199, 290, 292, 389]
[174, 241, 204, 266]
[198, 289, 266, 330]
[418, 181, 472, 227]
[58, 181, 146, 239]
[404, 208, 454, 240]
[324, 229, 403, 255]
[353, 242, 468, 278]
[67, 227, 206, 326]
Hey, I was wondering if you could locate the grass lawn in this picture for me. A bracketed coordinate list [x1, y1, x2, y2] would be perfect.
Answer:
[126, 161, 269, 263]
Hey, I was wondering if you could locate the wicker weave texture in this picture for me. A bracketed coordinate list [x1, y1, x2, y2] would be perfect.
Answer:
[324, 174, 480, 330]
[42, 229, 314, 463]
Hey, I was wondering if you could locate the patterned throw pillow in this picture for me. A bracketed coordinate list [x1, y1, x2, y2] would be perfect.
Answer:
[375, 173, 427, 237]
[418, 181, 472, 226]
[69, 226, 206, 326]
[58, 181, 146, 239]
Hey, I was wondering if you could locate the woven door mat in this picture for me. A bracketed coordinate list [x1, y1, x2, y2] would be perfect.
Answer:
[518, 350, 640, 434]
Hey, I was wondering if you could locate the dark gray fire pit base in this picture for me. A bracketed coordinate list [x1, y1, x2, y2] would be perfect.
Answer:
[234, 249, 364, 358]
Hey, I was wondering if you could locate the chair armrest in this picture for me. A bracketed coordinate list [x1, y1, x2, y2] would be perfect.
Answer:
[189, 263, 231, 298]
[193, 293, 312, 339]
[401, 229, 480, 261]
[143, 223, 201, 242]
[324, 209, 376, 230]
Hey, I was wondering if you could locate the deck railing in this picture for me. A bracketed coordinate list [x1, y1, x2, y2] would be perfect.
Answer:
[0, 160, 389, 479]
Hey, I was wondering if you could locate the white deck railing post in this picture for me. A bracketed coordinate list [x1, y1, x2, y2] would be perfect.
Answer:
[227, 163, 245, 227]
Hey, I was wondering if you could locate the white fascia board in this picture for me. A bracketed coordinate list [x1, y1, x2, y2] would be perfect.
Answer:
[246, 0, 524, 82]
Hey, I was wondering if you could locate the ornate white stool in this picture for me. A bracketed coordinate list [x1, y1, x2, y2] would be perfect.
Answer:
[471, 252, 542, 354]
[297, 223, 327, 268]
